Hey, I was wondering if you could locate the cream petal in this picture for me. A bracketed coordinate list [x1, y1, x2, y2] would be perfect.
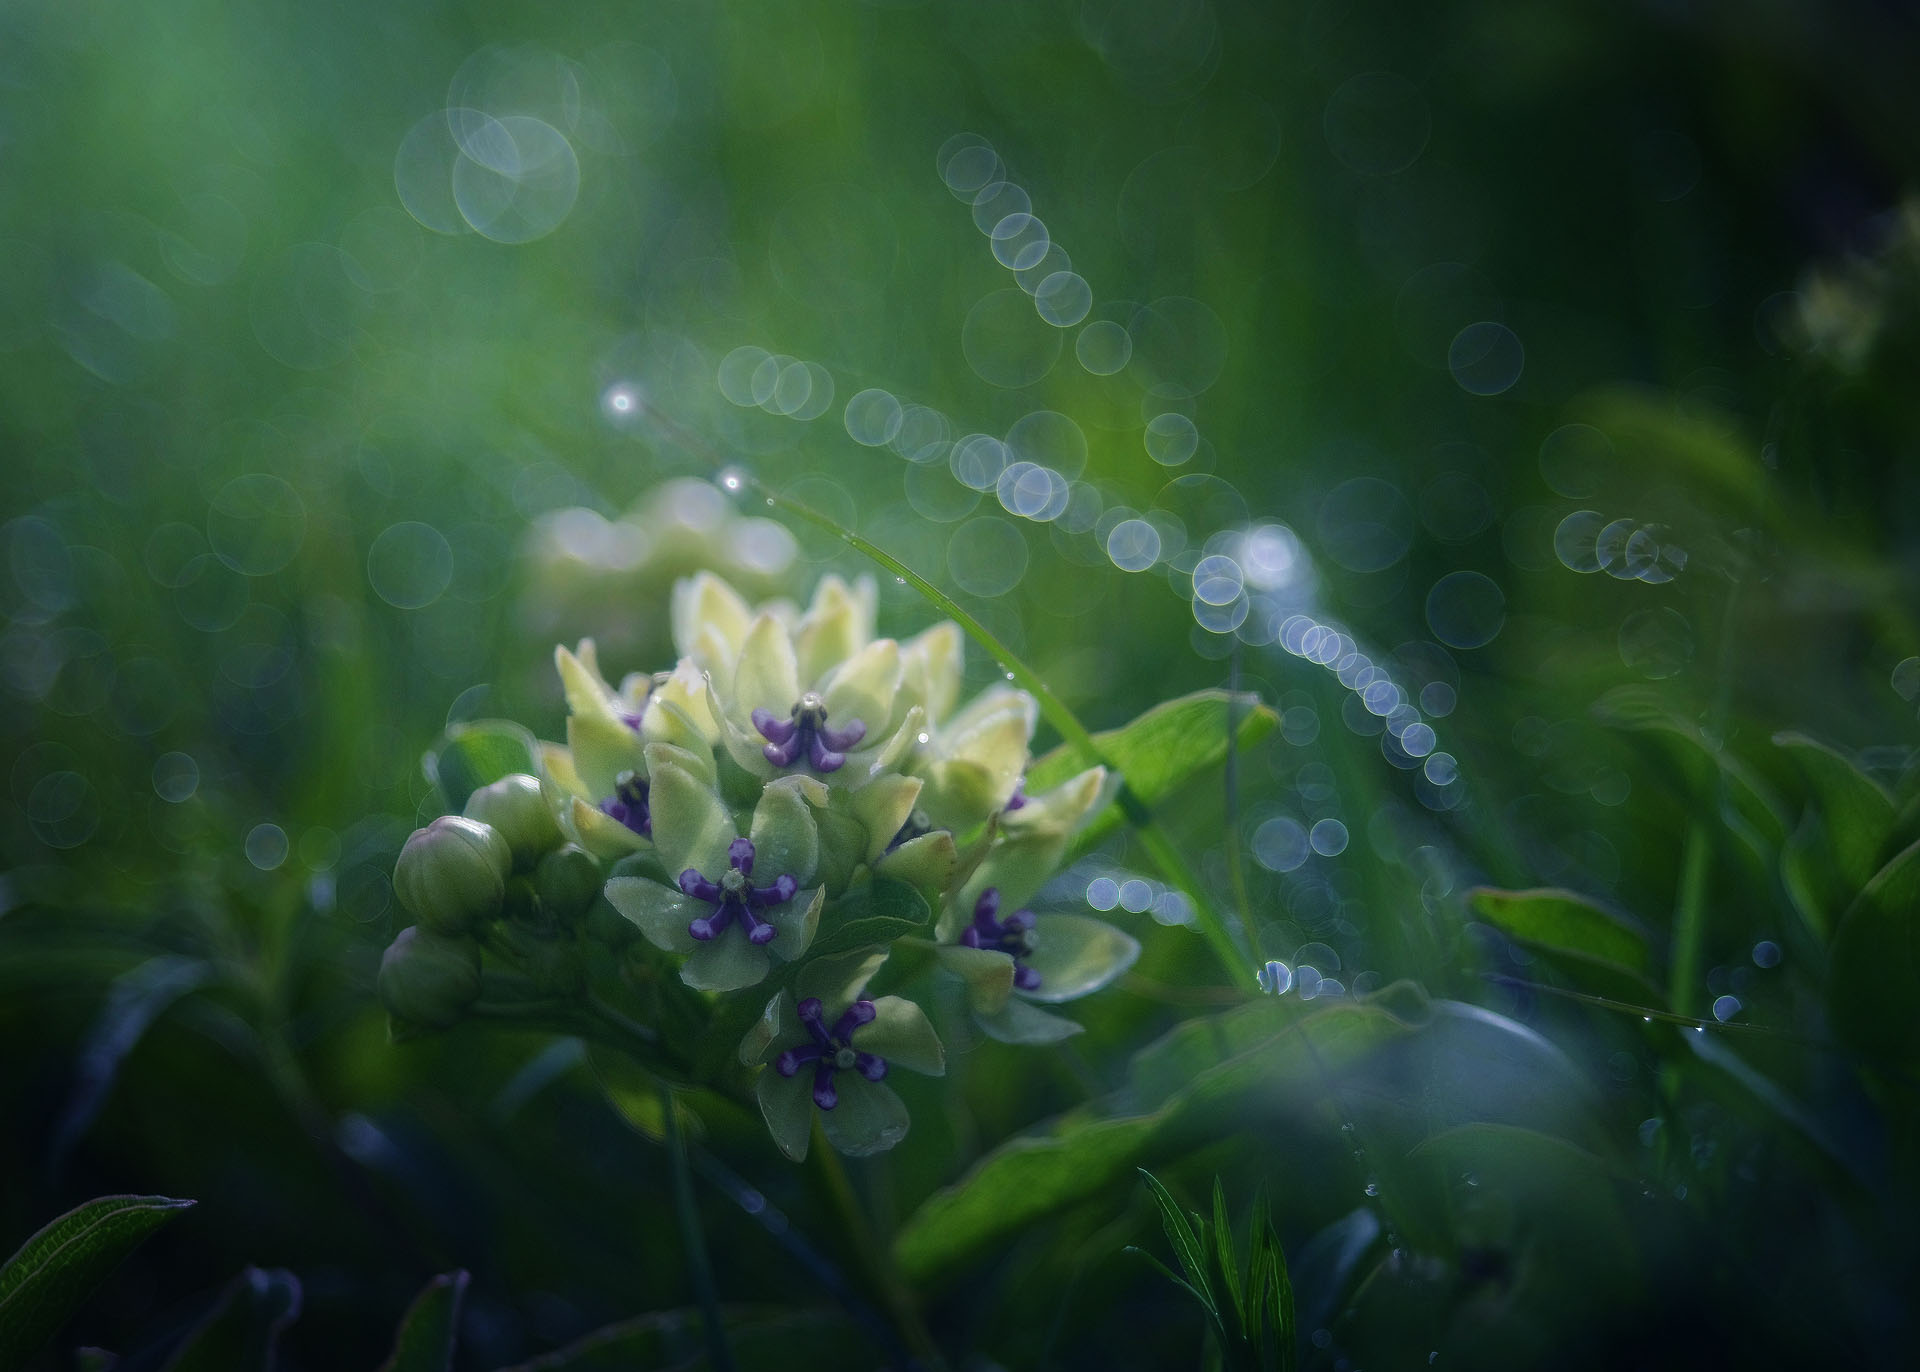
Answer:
[751, 779, 821, 887]
[683, 932, 773, 992]
[1020, 913, 1140, 1003]
[644, 746, 738, 878]
[672, 572, 753, 670]
[555, 642, 623, 722]
[567, 711, 646, 802]
[873, 831, 958, 904]
[848, 774, 922, 863]
[821, 1077, 910, 1157]
[858, 994, 945, 1075]
[604, 876, 697, 953]
[975, 997, 1084, 1044]
[794, 948, 888, 1008]
[793, 573, 872, 687]
[565, 795, 649, 860]
[731, 612, 802, 725]
[763, 885, 823, 961]
[819, 638, 901, 734]
[755, 1065, 815, 1161]
[898, 621, 964, 726]
[933, 943, 1017, 1014]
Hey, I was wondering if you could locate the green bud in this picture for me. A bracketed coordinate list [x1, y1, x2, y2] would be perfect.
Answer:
[394, 815, 511, 935]
[535, 843, 603, 923]
[378, 927, 482, 1029]
[464, 774, 564, 871]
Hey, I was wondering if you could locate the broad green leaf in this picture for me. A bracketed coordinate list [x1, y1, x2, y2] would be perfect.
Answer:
[1465, 886, 1662, 1003]
[1827, 838, 1920, 1069]
[0, 1193, 195, 1370]
[427, 719, 540, 815]
[893, 991, 1428, 1284]
[1591, 687, 1788, 850]
[1026, 689, 1277, 850]
[804, 877, 932, 960]
[161, 1266, 302, 1372]
[378, 1270, 468, 1372]
[1775, 731, 1898, 893]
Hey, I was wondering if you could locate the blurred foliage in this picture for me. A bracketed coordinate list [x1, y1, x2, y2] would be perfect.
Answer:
[4, 0, 1920, 1368]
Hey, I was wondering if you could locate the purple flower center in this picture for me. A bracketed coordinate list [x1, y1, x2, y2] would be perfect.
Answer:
[1005, 778, 1028, 811]
[753, 692, 866, 774]
[776, 996, 887, 1110]
[599, 770, 652, 837]
[679, 836, 798, 944]
[961, 886, 1042, 991]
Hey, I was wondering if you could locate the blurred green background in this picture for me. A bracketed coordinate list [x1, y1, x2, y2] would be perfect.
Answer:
[4, 0, 1920, 1367]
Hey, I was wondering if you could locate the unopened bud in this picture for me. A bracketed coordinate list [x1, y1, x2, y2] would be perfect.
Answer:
[535, 844, 602, 923]
[394, 815, 511, 935]
[378, 927, 482, 1029]
[464, 774, 564, 871]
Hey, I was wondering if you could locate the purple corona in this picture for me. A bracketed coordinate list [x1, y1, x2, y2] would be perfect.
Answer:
[679, 837, 798, 944]
[753, 692, 866, 773]
[961, 887, 1042, 991]
[599, 770, 652, 837]
[776, 997, 888, 1110]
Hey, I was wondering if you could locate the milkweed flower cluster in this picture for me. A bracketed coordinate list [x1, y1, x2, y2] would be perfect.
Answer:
[380, 569, 1139, 1160]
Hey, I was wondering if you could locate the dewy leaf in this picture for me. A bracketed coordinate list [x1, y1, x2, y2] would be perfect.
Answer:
[426, 719, 540, 815]
[1775, 731, 1898, 894]
[0, 1193, 195, 1369]
[1464, 886, 1658, 996]
[1138, 1169, 1216, 1315]
[159, 1266, 303, 1372]
[1827, 837, 1920, 1070]
[377, 1270, 469, 1372]
[1026, 689, 1277, 851]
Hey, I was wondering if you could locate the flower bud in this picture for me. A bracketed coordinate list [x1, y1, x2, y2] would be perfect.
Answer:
[535, 843, 602, 923]
[464, 774, 564, 871]
[394, 815, 511, 935]
[378, 927, 482, 1029]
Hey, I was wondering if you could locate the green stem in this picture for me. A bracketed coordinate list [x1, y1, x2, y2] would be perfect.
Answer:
[724, 465, 1256, 991]
[1668, 822, 1713, 1018]
[662, 1082, 736, 1372]
[811, 1128, 944, 1370]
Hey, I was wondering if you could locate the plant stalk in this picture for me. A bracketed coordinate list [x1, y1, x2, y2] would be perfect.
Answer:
[662, 1082, 736, 1372]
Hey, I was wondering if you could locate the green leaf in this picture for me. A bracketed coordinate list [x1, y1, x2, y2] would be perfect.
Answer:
[1465, 886, 1662, 1003]
[1827, 838, 1920, 1070]
[427, 719, 540, 815]
[893, 991, 1428, 1285]
[1138, 1169, 1217, 1317]
[1775, 731, 1898, 893]
[803, 877, 932, 960]
[1026, 689, 1277, 851]
[378, 1270, 468, 1372]
[1212, 1178, 1246, 1338]
[1245, 1190, 1296, 1372]
[0, 1193, 195, 1371]
[160, 1267, 302, 1372]
[1466, 887, 1652, 972]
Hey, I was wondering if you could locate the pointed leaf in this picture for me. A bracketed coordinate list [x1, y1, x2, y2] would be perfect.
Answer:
[377, 1270, 469, 1372]
[1775, 731, 1898, 892]
[1212, 1178, 1246, 1336]
[0, 1194, 195, 1370]
[803, 877, 932, 960]
[1827, 838, 1920, 1069]
[160, 1266, 302, 1372]
[1026, 690, 1277, 851]
[426, 720, 539, 814]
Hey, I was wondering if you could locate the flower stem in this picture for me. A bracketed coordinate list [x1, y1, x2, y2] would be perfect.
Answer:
[811, 1126, 944, 1370]
[662, 1081, 736, 1372]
